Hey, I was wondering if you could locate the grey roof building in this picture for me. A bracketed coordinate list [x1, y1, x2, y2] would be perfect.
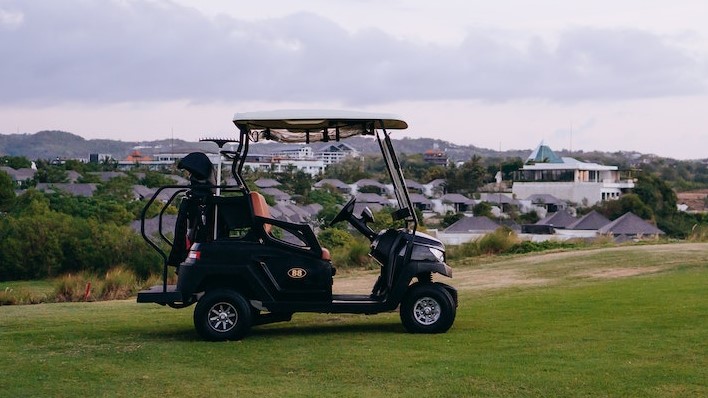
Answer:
[444, 216, 500, 233]
[254, 178, 281, 188]
[567, 210, 611, 230]
[35, 183, 98, 197]
[598, 212, 665, 237]
[535, 209, 577, 229]
[314, 178, 351, 194]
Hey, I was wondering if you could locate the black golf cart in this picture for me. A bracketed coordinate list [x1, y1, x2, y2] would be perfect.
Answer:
[137, 110, 457, 341]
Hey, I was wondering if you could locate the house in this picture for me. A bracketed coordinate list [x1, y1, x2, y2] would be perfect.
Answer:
[405, 179, 425, 194]
[436, 215, 501, 245]
[438, 193, 473, 213]
[66, 170, 82, 183]
[526, 194, 566, 213]
[479, 193, 521, 213]
[554, 210, 611, 239]
[315, 143, 358, 165]
[566, 210, 611, 230]
[87, 171, 127, 182]
[512, 142, 634, 205]
[598, 212, 665, 239]
[535, 209, 577, 229]
[1, 166, 36, 187]
[423, 149, 448, 165]
[444, 216, 500, 233]
[408, 193, 433, 212]
[354, 192, 391, 214]
[260, 187, 292, 204]
[254, 178, 281, 189]
[132, 185, 156, 201]
[35, 183, 98, 197]
[354, 179, 388, 195]
[314, 178, 352, 195]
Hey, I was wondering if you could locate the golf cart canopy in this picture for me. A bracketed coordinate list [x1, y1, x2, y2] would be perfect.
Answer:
[233, 110, 408, 143]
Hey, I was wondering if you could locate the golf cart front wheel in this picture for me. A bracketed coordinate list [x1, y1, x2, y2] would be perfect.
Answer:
[194, 289, 252, 341]
[400, 283, 456, 334]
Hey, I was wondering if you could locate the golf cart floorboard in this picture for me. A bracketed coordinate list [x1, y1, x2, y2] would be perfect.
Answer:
[331, 294, 379, 304]
[137, 284, 182, 304]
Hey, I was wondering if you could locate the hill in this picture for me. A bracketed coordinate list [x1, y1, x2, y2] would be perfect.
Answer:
[0, 129, 674, 164]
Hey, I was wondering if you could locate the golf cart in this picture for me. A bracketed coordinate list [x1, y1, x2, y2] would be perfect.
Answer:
[137, 110, 457, 341]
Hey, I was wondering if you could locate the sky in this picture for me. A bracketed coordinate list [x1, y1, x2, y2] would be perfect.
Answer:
[1, 0, 707, 159]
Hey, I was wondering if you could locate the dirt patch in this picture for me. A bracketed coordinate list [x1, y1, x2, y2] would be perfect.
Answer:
[576, 266, 665, 279]
[448, 268, 550, 291]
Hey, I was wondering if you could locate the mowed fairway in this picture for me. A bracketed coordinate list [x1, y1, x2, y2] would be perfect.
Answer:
[1, 243, 706, 397]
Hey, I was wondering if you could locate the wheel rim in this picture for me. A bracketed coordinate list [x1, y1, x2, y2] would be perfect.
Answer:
[412, 296, 441, 325]
[208, 301, 238, 333]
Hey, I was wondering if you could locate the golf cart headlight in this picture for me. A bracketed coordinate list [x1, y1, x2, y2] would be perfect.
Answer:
[410, 245, 446, 262]
[428, 247, 445, 263]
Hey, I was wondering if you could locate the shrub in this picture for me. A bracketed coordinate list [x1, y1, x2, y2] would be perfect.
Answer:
[331, 238, 377, 269]
[477, 227, 518, 255]
[98, 267, 139, 300]
[53, 273, 95, 302]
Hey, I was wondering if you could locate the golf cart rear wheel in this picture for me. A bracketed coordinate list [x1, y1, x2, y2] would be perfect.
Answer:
[194, 289, 252, 341]
[400, 283, 456, 334]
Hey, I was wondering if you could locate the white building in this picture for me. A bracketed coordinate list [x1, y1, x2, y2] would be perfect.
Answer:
[315, 143, 359, 165]
[512, 143, 635, 206]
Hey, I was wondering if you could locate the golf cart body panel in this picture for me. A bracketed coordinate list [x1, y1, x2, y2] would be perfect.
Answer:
[137, 110, 457, 340]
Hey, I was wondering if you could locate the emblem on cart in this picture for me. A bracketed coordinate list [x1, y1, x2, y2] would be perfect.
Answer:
[287, 268, 307, 279]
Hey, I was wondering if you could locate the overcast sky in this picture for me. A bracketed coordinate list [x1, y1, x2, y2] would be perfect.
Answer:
[1, 0, 707, 159]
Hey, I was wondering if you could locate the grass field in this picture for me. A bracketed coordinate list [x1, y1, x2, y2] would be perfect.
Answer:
[0, 243, 706, 397]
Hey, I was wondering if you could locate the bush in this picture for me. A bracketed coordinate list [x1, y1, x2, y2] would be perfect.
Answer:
[98, 267, 139, 300]
[477, 227, 518, 255]
[331, 238, 377, 269]
[53, 273, 94, 302]
[53, 267, 144, 302]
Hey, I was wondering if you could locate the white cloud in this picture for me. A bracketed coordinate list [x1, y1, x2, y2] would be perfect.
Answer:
[0, 8, 23, 29]
[0, 0, 705, 106]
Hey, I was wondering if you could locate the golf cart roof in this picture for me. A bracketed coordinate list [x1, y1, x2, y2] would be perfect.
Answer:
[233, 110, 407, 143]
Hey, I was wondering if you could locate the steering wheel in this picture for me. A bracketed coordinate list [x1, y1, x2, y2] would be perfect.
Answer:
[329, 197, 356, 227]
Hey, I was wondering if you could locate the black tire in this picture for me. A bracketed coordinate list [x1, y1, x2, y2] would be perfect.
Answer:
[194, 289, 252, 341]
[400, 283, 456, 334]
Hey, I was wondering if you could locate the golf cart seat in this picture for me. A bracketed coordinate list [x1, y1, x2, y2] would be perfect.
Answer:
[249, 191, 331, 261]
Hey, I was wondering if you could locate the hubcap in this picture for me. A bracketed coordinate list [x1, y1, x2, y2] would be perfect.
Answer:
[208, 302, 238, 332]
[413, 296, 441, 325]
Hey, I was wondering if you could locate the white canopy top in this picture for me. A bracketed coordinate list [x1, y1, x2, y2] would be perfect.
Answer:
[232, 109, 407, 143]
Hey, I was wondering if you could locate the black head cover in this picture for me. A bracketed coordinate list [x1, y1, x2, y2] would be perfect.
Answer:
[178, 152, 214, 182]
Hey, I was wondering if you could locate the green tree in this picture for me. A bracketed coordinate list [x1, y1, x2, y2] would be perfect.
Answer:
[95, 175, 137, 201]
[0, 155, 32, 169]
[441, 211, 464, 228]
[0, 171, 15, 211]
[446, 155, 486, 195]
[472, 201, 493, 217]
[597, 193, 653, 220]
[33, 160, 68, 183]
[141, 171, 175, 188]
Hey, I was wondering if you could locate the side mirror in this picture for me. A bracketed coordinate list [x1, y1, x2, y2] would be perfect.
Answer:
[361, 207, 374, 223]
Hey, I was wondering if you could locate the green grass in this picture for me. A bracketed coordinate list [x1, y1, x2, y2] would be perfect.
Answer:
[0, 247, 706, 397]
